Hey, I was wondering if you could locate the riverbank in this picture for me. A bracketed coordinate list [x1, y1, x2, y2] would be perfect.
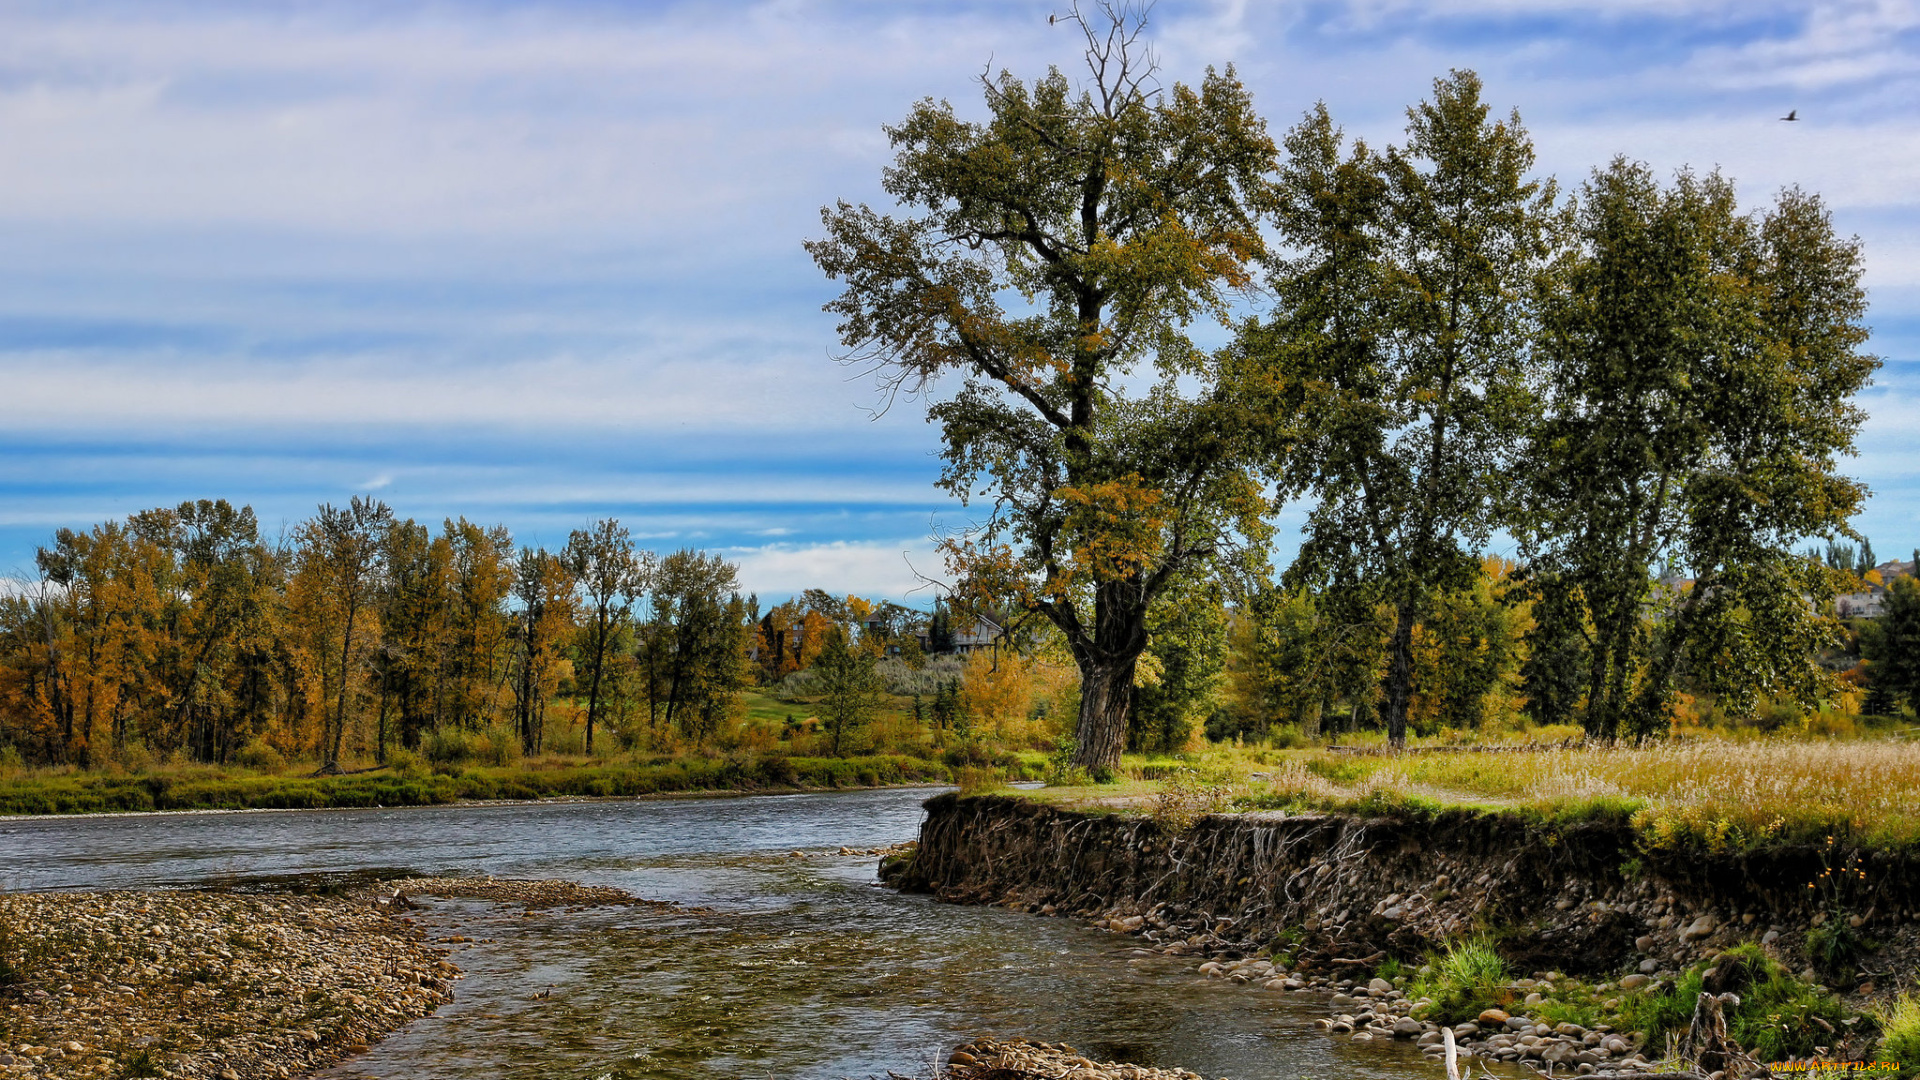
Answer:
[893, 792, 1920, 1071]
[0, 753, 956, 816]
[0, 889, 456, 1079]
[0, 878, 705, 1080]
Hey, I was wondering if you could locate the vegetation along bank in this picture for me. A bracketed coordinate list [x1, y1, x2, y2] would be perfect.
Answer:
[890, 784, 1920, 1077]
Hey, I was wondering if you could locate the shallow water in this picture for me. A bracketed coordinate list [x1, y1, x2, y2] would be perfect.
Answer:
[3, 789, 1458, 1079]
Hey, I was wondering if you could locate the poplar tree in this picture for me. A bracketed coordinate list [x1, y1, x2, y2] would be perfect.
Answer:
[566, 519, 648, 754]
[1525, 162, 1877, 736]
[1254, 72, 1559, 747]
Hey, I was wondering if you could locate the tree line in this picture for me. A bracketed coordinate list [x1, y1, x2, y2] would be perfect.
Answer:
[0, 502, 758, 769]
[808, 3, 1883, 766]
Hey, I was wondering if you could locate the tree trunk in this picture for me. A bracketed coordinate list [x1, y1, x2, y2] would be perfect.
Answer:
[586, 609, 608, 755]
[1070, 656, 1137, 772]
[1384, 603, 1416, 748]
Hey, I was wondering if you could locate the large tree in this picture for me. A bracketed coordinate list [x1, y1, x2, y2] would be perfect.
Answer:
[807, 3, 1286, 771]
[1251, 73, 1560, 747]
[1525, 162, 1877, 736]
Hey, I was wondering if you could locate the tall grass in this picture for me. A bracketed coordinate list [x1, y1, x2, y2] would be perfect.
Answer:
[1235, 739, 1920, 851]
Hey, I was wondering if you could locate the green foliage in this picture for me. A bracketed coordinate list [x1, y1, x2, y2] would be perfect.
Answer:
[1805, 919, 1871, 981]
[1130, 575, 1229, 754]
[1258, 72, 1561, 748]
[1410, 938, 1511, 1024]
[1863, 575, 1920, 714]
[813, 630, 887, 756]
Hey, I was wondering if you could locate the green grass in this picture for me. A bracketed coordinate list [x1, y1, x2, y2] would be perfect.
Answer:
[0, 753, 954, 816]
[1618, 945, 1847, 1062]
[1877, 993, 1920, 1080]
[1409, 937, 1512, 1024]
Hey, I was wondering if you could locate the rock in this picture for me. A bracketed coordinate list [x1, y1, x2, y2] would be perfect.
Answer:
[1330, 993, 1358, 1008]
[947, 1051, 978, 1066]
[1452, 1022, 1479, 1037]
[1505, 1016, 1532, 1032]
[1368, 977, 1393, 994]
[1392, 1018, 1423, 1038]
[1619, 974, 1650, 990]
[1762, 929, 1781, 946]
[1381, 905, 1404, 921]
[1524, 992, 1543, 1005]
[1117, 915, 1145, 932]
[1417, 1031, 1443, 1046]
[1848, 914, 1866, 929]
[1555, 1023, 1586, 1037]
[1478, 1009, 1510, 1025]
[1639, 958, 1659, 973]
[1329, 1021, 1353, 1033]
[1634, 934, 1655, 952]
[1682, 914, 1717, 941]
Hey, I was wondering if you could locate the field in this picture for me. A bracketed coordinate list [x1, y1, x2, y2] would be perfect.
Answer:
[1007, 732, 1920, 852]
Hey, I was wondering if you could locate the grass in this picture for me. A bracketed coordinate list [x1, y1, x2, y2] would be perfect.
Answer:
[1617, 945, 1848, 1062]
[1877, 993, 1920, 1079]
[0, 752, 956, 816]
[1409, 937, 1512, 1024]
[995, 736, 1920, 854]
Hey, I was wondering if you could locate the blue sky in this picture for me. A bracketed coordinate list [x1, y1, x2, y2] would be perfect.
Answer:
[1, 0, 1915, 600]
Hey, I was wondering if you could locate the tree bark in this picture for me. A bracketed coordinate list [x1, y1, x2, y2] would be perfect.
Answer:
[1070, 657, 1137, 772]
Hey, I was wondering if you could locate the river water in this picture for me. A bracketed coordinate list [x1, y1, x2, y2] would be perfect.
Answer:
[2, 788, 1448, 1080]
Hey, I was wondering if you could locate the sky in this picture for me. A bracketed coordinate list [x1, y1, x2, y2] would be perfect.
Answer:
[0, 0, 1915, 602]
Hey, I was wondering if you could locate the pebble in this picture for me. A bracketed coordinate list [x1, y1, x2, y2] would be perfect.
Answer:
[945, 1038, 1206, 1079]
[0, 889, 457, 1080]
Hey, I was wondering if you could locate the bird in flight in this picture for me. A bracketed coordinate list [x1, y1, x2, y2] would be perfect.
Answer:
[1781, 109, 1798, 121]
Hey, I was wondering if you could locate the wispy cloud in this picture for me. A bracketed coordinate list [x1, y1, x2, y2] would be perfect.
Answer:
[0, 0, 1913, 588]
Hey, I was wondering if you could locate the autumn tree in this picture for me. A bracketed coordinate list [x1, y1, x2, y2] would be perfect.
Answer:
[511, 546, 578, 755]
[566, 519, 648, 754]
[297, 496, 393, 771]
[808, 2, 1286, 771]
[1251, 73, 1559, 747]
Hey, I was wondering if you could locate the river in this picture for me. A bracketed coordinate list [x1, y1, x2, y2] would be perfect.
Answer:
[2, 787, 1448, 1079]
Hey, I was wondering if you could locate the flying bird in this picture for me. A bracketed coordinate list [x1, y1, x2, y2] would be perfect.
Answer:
[1781, 109, 1798, 121]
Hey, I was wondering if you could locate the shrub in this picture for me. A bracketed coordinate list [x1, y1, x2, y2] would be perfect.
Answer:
[231, 740, 285, 773]
[1411, 938, 1510, 1024]
[422, 727, 474, 767]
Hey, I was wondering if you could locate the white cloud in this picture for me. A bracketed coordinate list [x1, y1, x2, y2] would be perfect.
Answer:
[727, 539, 943, 601]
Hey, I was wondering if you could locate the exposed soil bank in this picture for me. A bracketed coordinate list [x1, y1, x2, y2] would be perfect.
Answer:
[893, 794, 1920, 994]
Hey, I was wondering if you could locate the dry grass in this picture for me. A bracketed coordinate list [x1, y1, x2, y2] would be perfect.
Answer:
[1237, 739, 1920, 851]
[1008, 737, 1920, 852]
